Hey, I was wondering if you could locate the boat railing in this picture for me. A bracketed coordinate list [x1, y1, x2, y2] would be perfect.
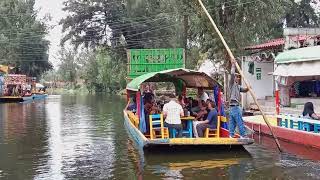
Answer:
[126, 110, 227, 139]
[277, 114, 320, 133]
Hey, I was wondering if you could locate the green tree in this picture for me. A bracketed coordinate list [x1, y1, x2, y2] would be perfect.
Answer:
[60, 0, 319, 93]
[285, 0, 320, 27]
[57, 48, 78, 88]
[0, 0, 52, 77]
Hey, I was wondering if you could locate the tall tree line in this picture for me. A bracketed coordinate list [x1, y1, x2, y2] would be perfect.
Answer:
[0, 0, 52, 77]
[58, 0, 319, 92]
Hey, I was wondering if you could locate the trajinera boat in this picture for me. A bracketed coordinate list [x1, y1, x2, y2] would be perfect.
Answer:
[0, 66, 48, 103]
[124, 68, 254, 150]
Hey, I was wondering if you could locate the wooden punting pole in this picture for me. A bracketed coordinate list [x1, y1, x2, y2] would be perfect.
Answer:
[197, 0, 282, 152]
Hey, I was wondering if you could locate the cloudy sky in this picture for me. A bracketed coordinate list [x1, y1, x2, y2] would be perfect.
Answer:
[35, 0, 66, 68]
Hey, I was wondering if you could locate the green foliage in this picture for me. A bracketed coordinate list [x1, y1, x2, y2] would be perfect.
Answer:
[57, 48, 79, 87]
[60, 0, 320, 92]
[55, 47, 126, 93]
[285, 0, 320, 27]
[0, 0, 52, 77]
[87, 48, 127, 92]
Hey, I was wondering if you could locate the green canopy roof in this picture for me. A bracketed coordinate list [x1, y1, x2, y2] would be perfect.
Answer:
[126, 68, 220, 91]
[275, 46, 320, 64]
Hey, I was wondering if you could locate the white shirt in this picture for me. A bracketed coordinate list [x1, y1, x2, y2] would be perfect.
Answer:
[200, 92, 209, 101]
[163, 100, 183, 124]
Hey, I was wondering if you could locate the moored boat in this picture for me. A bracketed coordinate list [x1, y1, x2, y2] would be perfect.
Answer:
[244, 115, 320, 149]
[0, 71, 48, 103]
[243, 46, 320, 149]
[124, 68, 254, 151]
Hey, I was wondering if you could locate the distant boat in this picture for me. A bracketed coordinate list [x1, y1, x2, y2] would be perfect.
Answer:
[0, 73, 48, 103]
[0, 93, 48, 103]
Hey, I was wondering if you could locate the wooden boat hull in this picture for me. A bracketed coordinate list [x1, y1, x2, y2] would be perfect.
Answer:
[0, 94, 48, 103]
[124, 110, 254, 150]
[0, 96, 24, 103]
[244, 116, 320, 149]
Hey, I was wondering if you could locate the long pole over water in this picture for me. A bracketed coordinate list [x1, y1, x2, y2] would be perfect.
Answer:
[196, 0, 282, 152]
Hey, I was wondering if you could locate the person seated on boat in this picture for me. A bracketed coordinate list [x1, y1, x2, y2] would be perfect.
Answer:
[3, 86, 9, 96]
[178, 95, 186, 108]
[39, 88, 46, 93]
[11, 86, 20, 96]
[126, 96, 137, 113]
[143, 84, 154, 103]
[195, 100, 218, 137]
[192, 100, 209, 137]
[143, 98, 156, 134]
[145, 98, 160, 114]
[198, 87, 209, 102]
[302, 102, 320, 120]
[7, 86, 13, 96]
[24, 90, 32, 96]
[17, 85, 22, 95]
[190, 88, 209, 114]
[163, 94, 184, 138]
[178, 95, 191, 116]
[193, 100, 208, 120]
[150, 103, 160, 115]
[185, 97, 192, 107]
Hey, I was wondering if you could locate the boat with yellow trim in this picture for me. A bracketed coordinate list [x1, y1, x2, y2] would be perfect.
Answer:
[124, 68, 254, 150]
[0, 68, 48, 103]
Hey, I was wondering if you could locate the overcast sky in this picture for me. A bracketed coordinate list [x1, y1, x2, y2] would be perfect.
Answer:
[35, 0, 66, 68]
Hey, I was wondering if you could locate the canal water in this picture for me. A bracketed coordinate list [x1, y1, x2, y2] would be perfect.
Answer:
[1, 94, 320, 180]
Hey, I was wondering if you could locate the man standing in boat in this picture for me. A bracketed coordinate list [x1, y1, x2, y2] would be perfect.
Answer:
[163, 94, 184, 137]
[229, 59, 249, 138]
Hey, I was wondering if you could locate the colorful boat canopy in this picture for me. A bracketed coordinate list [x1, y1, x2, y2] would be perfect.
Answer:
[126, 68, 221, 91]
[275, 46, 320, 64]
[4, 74, 27, 85]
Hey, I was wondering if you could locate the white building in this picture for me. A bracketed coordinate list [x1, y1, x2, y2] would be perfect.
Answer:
[242, 28, 320, 110]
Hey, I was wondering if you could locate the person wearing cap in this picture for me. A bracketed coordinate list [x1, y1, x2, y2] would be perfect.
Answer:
[229, 59, 249, 138]
[163, 94, 184, 137]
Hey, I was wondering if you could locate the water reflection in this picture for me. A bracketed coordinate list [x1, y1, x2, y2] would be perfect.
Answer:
[35, 99, 64, 179]
[1, 95, 320, 179]
[43, 95, 116, 179]
[145, 154, 250, 180]
[0, 101, 48, 180]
